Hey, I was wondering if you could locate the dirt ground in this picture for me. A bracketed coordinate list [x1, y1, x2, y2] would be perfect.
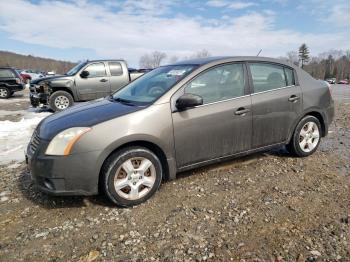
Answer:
[0, 86, 350, 261]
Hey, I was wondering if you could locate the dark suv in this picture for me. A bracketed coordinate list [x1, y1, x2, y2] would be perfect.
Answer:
[0, 67, 25, 99]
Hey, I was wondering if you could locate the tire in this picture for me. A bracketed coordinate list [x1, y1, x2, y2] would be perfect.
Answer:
[102, 147, 163, 207]
[49, 90, 74, 112]
[287, 115, 322, 157]
[0, 87, 11, 99]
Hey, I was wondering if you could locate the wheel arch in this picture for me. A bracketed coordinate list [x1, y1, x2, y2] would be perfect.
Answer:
[50, 86, 77, 101]
[288, 109, 326, 143]
[304, 111, 326, 136]
[98, 140, 171, 192]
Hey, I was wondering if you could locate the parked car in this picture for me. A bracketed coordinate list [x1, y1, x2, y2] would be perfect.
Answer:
[0, 67, 25, 98]
[325, 78, 336, 84]
[29, 60, 146, 111]
[26, 56, 334, 207]
[16, 69, 32, 84]
[338, 79, 349, 85]
[46, 71, 56, 75]
[21, 69, 44, 80]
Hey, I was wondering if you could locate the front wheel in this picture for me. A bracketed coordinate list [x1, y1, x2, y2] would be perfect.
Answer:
[287, 116, 322, 157]
[102, 147, 163, 207]
[49, 90, 74, 112]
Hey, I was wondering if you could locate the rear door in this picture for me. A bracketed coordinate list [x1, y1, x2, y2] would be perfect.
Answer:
[172, 63, 252, 168]
[108, 62, 130, 93]
[75, 62, 110, 100]
[248, 62, 302, 148]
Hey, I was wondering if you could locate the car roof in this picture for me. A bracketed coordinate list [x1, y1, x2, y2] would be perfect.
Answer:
[87, 59, 126, 63]
[170, 56, 296, 68]
[0, 67, 15, 70]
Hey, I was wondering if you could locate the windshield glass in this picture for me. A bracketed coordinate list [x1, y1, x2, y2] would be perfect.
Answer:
[65, 62, 87, 76]
[112, 65, 197, 104]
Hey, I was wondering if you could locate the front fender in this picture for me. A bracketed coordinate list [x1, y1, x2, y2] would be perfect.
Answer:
[49, 79, 78, 100]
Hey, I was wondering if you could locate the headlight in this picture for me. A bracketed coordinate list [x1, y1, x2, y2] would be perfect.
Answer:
[45, 127, 91, 156]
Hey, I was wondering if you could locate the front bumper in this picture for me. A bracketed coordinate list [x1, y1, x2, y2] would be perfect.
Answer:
[30, 92, 49, 107]
[26, 139, 102, 196]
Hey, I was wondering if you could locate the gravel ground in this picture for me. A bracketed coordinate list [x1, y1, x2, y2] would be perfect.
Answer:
[0, 86, 350, 261]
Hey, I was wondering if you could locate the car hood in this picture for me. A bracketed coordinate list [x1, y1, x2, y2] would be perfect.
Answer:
[37, 98, 144, 140]
[30, 75, 67, 84]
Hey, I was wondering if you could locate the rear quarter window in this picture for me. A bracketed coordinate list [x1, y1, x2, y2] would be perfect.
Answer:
[284, 67, 295, 86]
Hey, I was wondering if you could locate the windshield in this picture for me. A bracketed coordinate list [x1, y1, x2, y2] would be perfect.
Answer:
[65, 62, 87, 76]
[112, 65, 197, 105]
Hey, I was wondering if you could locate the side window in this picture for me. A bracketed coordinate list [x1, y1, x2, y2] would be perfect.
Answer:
[249, 63, 287, 93]
[109, 62, 123, 76]
[284, 67, 295, 86]
[0, 69, 15, 78]
[84, 63, 106, 78]
[184, 63, 245, 104]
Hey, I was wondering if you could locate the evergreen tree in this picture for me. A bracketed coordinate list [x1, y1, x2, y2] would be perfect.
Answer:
[298, 43, 310, 68]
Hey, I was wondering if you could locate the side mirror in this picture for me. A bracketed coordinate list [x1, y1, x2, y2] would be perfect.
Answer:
[80, 70, 89, 78]
[176, 93, 203, 110]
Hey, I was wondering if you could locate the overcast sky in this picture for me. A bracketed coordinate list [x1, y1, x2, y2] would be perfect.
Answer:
[0, 0, 349, 67]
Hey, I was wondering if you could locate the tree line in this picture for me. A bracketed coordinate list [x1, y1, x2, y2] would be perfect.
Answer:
[0, 51, 76, 74]
[282, 44, 350, 81]
[1, 47, 349, 81]
[139, 49, 211, 69]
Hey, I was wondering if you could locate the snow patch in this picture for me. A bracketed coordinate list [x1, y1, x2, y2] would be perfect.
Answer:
[0, 111, 52, 165]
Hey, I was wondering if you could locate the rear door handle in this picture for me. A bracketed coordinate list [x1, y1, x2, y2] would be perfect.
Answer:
[100, 79, 108, 82]
[234, 107, 250, 116]
[288, 95, 299, 102]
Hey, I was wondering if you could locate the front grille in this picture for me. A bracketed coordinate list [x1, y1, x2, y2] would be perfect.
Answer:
[29, 130, 41, 153]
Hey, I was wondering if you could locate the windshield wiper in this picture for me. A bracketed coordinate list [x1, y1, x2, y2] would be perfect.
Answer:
[112, 97, 136, 106]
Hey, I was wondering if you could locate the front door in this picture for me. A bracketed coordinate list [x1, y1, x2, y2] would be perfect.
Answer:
[248, 62, 302, 148]
[172, 63, 252, 168]
[75, 62, 110, 100]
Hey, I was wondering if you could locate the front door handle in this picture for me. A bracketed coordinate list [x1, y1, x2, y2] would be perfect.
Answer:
[288, 95, 299, 102]
[234, 107, 250, 116]
[100, 79, 108, 82]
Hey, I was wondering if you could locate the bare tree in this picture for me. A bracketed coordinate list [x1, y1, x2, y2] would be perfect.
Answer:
[302, 49, 350, 80]
[139, 51, 167, 69]
[191, 49, 211, 59]
[168, 55, 179, 64]
[286, 51, 299, 66]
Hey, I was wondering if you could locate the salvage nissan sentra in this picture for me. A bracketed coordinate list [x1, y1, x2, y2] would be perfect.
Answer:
[26, 57, 334, 207]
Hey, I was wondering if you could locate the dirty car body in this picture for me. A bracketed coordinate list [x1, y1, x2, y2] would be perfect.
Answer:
[26, 57, 334, 206]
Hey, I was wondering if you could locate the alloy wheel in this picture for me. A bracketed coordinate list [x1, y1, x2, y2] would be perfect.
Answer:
[299, 121, 320, 153]
[54, 95, 70, 110]
[0, 88, 8, 98]
[114, 157, 156, 200]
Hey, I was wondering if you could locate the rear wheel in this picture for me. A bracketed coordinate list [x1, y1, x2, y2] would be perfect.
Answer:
[49, 90, 74, 112]
[102, 147, 163, 207]
[287, 115, 321, 157]
[0, 87, 10, 99]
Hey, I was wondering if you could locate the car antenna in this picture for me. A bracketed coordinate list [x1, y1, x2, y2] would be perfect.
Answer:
[256, 49, 262, 56]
